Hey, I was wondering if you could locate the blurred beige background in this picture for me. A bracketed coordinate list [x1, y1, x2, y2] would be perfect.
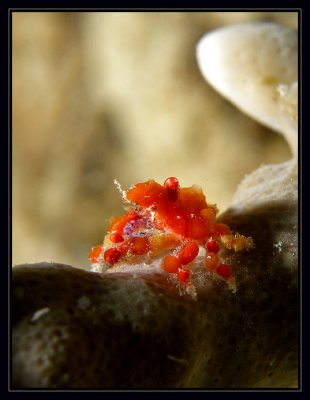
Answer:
[12, 11, 297, 269]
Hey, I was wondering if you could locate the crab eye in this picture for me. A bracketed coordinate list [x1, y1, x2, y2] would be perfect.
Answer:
[164, 177, 179, 200]
[164, 177, 179, 191]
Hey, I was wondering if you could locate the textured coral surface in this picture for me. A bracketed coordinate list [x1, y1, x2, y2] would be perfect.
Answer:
[12, 200, 298, 389]
[12, 169, 298, 388]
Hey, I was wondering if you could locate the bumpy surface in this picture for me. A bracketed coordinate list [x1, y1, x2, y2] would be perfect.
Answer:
[12, 199, 298, 390]
[196, 22, 298, 154]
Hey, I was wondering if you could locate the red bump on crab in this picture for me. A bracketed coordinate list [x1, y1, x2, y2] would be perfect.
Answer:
[177, 268, 190, 284]
[104, 248, 122, 265]
[177, 242, 199, 265]
[206, 240, 220, 254]
[110, 232, 124, 243]
[162, 255, 182, 273]
[216, 263, 233, 280]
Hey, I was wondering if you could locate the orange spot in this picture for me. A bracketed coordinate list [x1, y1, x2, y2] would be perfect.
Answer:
[162, 255, 182, 273]
[206, 253, 218, 270]
[233, 233, 254, 251]
[88, 245, 103, 264]
[220, 233, 253, 251]
[177, 242, 199, 265]
[220, 234, 234, 249]
[129, 237, 150, 255]
[200, 207, 216, 220]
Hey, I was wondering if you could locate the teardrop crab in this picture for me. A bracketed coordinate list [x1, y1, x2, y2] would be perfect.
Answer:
[89, 177, 253, 293]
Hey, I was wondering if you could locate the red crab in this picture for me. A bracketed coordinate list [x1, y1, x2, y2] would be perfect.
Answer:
[89, 177, 253, 291]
